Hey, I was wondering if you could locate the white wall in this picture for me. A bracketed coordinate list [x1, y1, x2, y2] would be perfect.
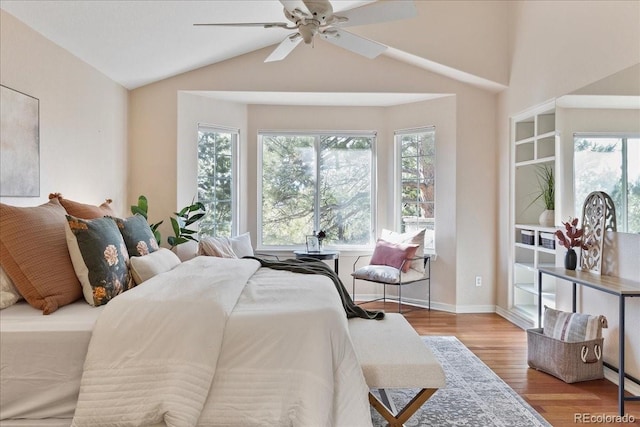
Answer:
[0, 10, 128, 214]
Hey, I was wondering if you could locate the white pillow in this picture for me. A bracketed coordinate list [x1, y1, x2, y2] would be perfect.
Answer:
[199, 237, 238, 258]
[129, 248, 182, 285]
[0, 266, 22, 309]
[198, 232, 254, 259]
[380, 228, 426, 273]
[229, 232, 254, 258]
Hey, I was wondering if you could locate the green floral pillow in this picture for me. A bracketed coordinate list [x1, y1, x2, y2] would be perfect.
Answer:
[65, 215, 134, 306]
[112, 214, 159, 257]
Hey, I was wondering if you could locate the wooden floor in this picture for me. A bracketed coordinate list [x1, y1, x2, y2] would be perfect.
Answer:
[362, 301, 640, 427]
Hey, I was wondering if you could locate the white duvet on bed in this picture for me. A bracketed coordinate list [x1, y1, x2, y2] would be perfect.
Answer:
[72, 256, 372, 427]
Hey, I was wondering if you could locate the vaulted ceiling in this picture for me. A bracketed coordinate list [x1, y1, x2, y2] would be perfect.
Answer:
[0, 0, 508, 92]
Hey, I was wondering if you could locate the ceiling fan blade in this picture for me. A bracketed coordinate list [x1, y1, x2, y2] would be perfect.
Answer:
[336, 0, 417, 28]
[265, 36, 303, 62]
[320, 29, 387, 59]
[194, 22, 290, 29]
[279, 0, 311, 15]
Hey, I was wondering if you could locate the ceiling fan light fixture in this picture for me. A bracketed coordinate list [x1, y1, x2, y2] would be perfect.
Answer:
[298, 22, 317, 44]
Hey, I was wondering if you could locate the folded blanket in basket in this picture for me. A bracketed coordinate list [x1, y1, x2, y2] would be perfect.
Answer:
[543, 306, 607, 342]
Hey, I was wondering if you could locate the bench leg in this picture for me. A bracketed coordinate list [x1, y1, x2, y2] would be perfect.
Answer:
[369, 388, 437, 427]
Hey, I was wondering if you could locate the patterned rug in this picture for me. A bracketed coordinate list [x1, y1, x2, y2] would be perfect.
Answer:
[370, 336, 551, 427]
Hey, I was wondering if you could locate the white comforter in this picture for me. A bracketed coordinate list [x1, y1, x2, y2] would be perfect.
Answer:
[72, 256, 372, 427]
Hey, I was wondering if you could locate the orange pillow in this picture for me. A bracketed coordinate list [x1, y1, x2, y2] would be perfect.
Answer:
[49, 193, 115, 219]
[0, 198, 82, 314]
[369, 239, 419, 273]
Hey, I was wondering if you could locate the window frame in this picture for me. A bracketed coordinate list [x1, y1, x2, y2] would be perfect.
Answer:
[394, 126, 436, 253]
[573, 132, 639, 233]
[197, 123, 239, 238]
[257, 130, 377, 250]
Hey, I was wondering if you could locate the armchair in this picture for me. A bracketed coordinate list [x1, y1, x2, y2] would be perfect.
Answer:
[351, 236, 431, 314]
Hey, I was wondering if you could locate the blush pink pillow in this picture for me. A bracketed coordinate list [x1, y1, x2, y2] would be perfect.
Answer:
[369, 239, 419, 273]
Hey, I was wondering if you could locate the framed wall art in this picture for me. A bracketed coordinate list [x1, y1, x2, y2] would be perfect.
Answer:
[1, 85, 40, 197]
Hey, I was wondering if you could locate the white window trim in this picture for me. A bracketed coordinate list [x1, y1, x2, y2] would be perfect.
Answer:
[257, 130, 377, 251]
[394, 126, 437, 256]
[197, 123, 240, 236]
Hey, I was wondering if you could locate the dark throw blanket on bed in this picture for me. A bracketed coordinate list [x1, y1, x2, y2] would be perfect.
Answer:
[246, 256, 385, 320]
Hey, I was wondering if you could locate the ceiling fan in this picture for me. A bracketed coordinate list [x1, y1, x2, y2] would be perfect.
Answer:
[194, 0, 417, 62]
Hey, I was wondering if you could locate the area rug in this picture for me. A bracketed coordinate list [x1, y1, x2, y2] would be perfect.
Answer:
[370, 336, 551, 427]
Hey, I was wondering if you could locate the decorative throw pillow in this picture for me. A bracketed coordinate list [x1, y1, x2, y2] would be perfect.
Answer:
[0, 266, 22, 309]
[129, 248, 181, 285]
[543, 306, 608, 342]
[370, 239, 419, 273]
[229, 232, 254, 258]
[380, 228, 426, 273]
[49, 193, 115, 219]
[0, 198, 82, 314]
[198, 233, 255, 259]
[65, 215, 134, 306]
[111, 214, 159, 257]
[198, 237, 238, 258]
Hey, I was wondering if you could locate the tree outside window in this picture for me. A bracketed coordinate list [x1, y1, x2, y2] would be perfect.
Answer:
[197, 125, 237, 237]
[396, 128, 436, 251]
[259, 132, 374, 248]
[574, 135, 639, 233]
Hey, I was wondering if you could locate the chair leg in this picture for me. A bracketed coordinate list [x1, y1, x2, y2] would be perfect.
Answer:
[398, 283, 402, 314]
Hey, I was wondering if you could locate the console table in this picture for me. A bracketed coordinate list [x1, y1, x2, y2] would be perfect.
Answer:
[537, 267, 640, 416]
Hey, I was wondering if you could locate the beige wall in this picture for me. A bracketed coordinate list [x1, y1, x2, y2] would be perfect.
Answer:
[497, 1, 640, 388]
[0, 10, 128, 213]
[129, 38, 499, 312]
[497, 0, 640, 311]
[350, 0, 509, 86]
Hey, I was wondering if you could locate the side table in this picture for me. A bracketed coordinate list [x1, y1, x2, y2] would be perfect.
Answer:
[293, 250, 340, 274]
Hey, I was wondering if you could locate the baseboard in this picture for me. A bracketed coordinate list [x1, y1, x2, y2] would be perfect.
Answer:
[495, 306, 535, 330]
[604, 367, 640, 397]
[353, 295, 495, 314]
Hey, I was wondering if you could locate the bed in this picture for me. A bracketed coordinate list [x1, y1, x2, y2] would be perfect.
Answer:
[0, 256, 374, 426]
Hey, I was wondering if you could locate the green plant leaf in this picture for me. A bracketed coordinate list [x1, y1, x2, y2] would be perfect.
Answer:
[137, 195, 148, 212]
[170, 217, 181, 237]
[131, 206, 147, 218]
[185, 213, 205, 226]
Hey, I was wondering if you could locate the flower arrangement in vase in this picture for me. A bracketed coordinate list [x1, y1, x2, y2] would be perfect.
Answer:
[315, 230, 326, 250]
[554, 217, 588, 270]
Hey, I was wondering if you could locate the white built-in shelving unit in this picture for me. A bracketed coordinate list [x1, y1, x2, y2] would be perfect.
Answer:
[509, 100, 559, 326]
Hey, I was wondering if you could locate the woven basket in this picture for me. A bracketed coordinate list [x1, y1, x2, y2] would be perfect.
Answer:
[527, 328, 604, 383]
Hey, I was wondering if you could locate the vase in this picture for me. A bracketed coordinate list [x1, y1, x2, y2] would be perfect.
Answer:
[538, 209, 555, 227]
[564, 248, 577, 270]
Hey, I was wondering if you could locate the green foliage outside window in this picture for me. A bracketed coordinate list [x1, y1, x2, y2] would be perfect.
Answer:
[260, 133, 373, 247]
[198, 128, 235, 237]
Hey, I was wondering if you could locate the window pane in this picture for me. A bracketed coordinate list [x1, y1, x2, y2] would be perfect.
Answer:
[627, 138, 640, 233]
[574, 136, 639, 233]
[198, 128, 235, 238]
[261, 135, 316, 245]
[319, 136, 372, 245]
[398, 129, 436, 250]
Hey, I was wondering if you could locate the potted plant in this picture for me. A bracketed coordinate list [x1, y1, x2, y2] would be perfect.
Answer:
[131, 195, 163, 245]
[555, 217, 588, 270]
[529, 164, 555, 227]
[167, 201, 206, 249]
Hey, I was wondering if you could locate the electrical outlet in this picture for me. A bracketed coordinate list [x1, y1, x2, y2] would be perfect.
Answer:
[475, 276, 482, 287]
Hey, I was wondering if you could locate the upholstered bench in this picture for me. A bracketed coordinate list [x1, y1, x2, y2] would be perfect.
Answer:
[348, 313, 445, 427]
